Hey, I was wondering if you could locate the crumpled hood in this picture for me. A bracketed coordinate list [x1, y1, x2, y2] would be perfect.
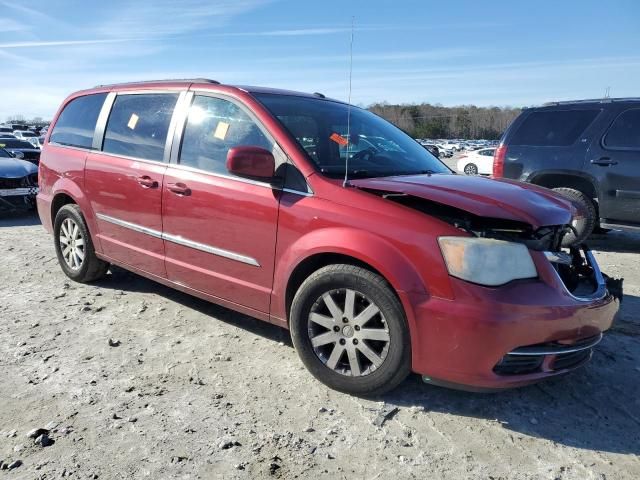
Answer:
[0, 157, 38, 178]
[351, 174, 574, 229]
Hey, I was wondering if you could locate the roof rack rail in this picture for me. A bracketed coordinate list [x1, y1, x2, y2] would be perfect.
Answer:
[94, 78, 221, 88]
[542, 97, 640, 106]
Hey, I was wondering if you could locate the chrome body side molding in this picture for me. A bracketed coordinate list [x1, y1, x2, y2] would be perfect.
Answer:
[96, 213, 260, 267]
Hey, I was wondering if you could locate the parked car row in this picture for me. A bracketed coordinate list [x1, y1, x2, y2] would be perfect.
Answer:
[0, 123, 48, 149]
[0, 124, 45, 210]
[417, 138, 498, 158]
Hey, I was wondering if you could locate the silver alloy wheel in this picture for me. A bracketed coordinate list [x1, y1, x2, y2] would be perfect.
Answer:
[308, 289, 390, 377]
[59, 217, 85, 270]
[464, 163, 478, 175]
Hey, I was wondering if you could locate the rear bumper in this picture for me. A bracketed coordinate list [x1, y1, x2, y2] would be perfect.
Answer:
[407, 272, 618, 390]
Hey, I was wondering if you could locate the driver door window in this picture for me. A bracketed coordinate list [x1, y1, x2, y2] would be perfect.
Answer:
[179, 95, 273, 175]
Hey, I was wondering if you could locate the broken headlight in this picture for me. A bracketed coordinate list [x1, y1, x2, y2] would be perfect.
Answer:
[438, 237, 537, 286]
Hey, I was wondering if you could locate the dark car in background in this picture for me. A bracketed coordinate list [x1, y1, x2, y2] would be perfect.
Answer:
[494, 98, 640, 243]
[0, 126, 15, 136]
[0, 147, 38, 210]
[0, 137, 41, 165]
[422, 143, 440, 158]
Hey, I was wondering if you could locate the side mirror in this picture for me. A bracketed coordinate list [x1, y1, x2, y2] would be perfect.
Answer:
[226, 146, 275, 180]
[12, 150, 24, 159]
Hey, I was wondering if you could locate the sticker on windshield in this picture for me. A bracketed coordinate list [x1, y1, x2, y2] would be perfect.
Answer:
[330, 133, 348, 146]
[214, 121, 230, 140]
[127, 113, 139, 130]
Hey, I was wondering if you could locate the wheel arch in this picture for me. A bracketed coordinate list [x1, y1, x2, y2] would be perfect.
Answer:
[528, 172, 599, 201]
[284, 252, 395, 323]
[49, 178, 102, 253]
[272, 227, 427, 331]
[51, 192, 77, 224]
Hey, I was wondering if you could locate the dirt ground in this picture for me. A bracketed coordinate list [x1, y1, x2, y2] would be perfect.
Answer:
[1, 210, 639, 480]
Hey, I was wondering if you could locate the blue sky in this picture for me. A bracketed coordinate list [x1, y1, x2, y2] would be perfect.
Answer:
[0, 0, 639, 119]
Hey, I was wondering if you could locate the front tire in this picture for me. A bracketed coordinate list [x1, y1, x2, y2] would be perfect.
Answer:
[54, 204, 109, 283]
[290, 264, 411, 396]
[552, 188, 597, 246]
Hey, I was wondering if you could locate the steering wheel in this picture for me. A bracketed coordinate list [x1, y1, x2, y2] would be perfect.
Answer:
[349, 147, 378, 164]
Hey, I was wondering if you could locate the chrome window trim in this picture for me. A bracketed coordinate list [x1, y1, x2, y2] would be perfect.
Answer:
[165, 161, 313, 196]
[90, 150, 171, 166]
[93, 92, 116, 150]
[169, 91, 194, 164]
[162, 91, 189, 163]
[48, 142, 94, 153]
[282, 187, 313, 197]
[95, 213, 260, 267]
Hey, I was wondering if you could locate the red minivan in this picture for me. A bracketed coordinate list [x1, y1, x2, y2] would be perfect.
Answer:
[37, 79, 620, 395]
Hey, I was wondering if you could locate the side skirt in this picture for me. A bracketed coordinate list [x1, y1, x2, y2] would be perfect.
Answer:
[96, 252, 280, 326]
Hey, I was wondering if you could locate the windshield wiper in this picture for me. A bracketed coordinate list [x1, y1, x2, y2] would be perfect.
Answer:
[389, 169, 441, 177]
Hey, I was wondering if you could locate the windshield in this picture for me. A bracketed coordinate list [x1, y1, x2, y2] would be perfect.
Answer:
[0, 139, 33, 149]
[255, 94, 450, 179]
[0, 148, 11, 158]
[21, 132, 36, 137]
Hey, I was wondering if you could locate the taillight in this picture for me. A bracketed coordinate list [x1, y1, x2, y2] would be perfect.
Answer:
[493, 145, 507, 177]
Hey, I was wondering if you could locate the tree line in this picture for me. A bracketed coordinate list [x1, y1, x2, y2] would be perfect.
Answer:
[5, 103, 522, 140]
[368, 103, 522, 140]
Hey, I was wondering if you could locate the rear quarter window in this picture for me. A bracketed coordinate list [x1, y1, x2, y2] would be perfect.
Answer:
[50, 93, 107, 149]
[603, 108, 640, 150]
[509, 109, 600, 146]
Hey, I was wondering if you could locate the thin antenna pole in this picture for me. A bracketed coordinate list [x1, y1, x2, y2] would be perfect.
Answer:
[343, 16, 355, 187]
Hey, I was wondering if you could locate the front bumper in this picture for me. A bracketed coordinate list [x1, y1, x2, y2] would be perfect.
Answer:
[0, 186, 38, 209]
[407, 250, 619, 390]
[0, 187, 38, 197]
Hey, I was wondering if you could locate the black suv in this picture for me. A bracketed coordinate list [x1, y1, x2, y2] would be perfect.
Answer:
[494, 98, 640, 243]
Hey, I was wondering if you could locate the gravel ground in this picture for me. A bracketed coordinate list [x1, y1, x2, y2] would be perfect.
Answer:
[1, 210, 639, 480]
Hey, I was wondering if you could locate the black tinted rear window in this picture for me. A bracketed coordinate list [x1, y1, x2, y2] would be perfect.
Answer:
[604, 108, 640, 150]
[510, 109, 600, 146]
[50, 93, 107, 148]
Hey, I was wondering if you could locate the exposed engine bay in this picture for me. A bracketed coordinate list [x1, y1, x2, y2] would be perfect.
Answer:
[376, 191, 624, 301]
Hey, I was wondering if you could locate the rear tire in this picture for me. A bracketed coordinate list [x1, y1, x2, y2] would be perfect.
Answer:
[54, 204, 109, 283]
[552, 187, 597, 246]
[290, 264, 411, 396]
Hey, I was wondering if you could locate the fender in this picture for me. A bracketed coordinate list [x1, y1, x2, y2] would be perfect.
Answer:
[526, 169, 600, 200]
[271, 225, 430, 319]
[50, 176, 104, 254]
[271, 227, 441, 372]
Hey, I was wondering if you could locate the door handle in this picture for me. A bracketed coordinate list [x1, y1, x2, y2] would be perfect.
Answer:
[590, 157, 618, 166]
[136, 175, 158, 188]
[167, 182, 191, 196]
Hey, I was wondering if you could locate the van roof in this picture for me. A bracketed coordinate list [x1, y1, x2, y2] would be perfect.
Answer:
[92, 78, 340, 102]
[542, 97, 640, 107]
